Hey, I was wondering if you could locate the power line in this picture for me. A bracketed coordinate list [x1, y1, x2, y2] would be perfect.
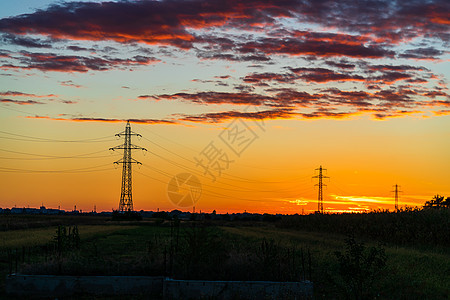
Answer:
[0, 163, 112, 173]
[144, 152, 296, 192]
[0, 148, 108, 157]
[141, 163, 311, 198]
[328, 179, 353, 196]
[0, 103, 36, 115]
[134, 169, 288, 204]
[136, 123, 303, 173]
[0, 149, 119, 160]
[0, 130, 114, 143]
[146, 146, 310, 186]
[133, 125, 315, 185]
[0, 155, 117, 160]
[140, 135, 194, 165]
[133, 123, 198, 153]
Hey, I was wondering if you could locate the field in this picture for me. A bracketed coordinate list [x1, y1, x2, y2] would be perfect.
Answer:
[0, 212, 449, 299]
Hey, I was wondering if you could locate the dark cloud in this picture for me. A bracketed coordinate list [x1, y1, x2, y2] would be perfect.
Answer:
[243, 72, 298, 85]
[141, 92, 271, 106]
[0, 0, 447, 122]
[0, 1, 195, 48]
[296, 0, 449, 43]
[373, 90, 414, 107]
[423, 91, 449, 99]
[399, 47, 446, 60]
[372, 110, 422, 120]
[323, 89, 372, 107]
[60, 80, 84, 88]
[0, 98, 45, 105]
[369, 72, 413, 85]
[406, 78, 429, 84]
[192, 79, 215, 83]
[236, 35, 394, 59]
[0, 49, 11, 58]
[1, 51, 161, 73]
[299, 110, 356, 119]
[0, 0, 446, 52]
[26, 116, 177, 124]
[325, 60, 356, 70]
[146, 89, 324, 108]
[58, 100, 77, 104]
[243, 62, 434, 86]
[0, 91, 58, 98]
[197, 51, 271, 62]
[433, 109, 450, 116]
[190, 78, 229, 87]
[66, 45, 96, 52]
[24, 82, 447, 123]
[290, 67, 366, 83]
[233, 84, 255, 93]
[368, 65, 427, 72]
[364, 64, 434, 85]
[142, 84, 447, 120]
[1, 34, 52, 48]
[0, 91, 76, 106]
[177, 108, 297, 123]
[243, 67, 367, 85]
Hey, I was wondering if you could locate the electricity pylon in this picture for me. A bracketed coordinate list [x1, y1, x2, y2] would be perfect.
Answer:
[110, 121, 146, 212]
[313, 165, 329, 214]
[392, 184, 402, 212]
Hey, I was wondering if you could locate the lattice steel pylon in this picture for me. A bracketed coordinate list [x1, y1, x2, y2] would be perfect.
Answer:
[110, 121, 146, 212]
[312, 165, 329, 214]
[392, 184, 402, 212]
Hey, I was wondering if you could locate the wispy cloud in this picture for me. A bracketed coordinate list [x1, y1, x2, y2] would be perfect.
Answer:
[0, 91, 58, 98]
[330, 194, 421, 207]
[1, 52, 161, 73]
[25, 115, 178, 124]
[0, 98, 45, 105]
[59, 80, 84, 88]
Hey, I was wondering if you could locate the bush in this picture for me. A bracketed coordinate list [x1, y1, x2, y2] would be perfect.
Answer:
[334, 236, 387, 300]
[111, 210, 142, 221]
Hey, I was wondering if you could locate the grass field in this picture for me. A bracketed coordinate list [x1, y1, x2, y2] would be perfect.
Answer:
[0, 224, 138, 249]
[0, 214, 448, 299]
[221, 225, 449, 299]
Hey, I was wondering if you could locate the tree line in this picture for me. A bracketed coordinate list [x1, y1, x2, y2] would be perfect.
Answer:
[423, 194, 450, 209]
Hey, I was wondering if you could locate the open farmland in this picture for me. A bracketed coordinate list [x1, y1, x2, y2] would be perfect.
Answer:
[0, 213, 448, 299]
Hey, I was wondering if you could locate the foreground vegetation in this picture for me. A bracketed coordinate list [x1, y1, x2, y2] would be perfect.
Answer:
[0, 210, 448, 299]
[279, 207, 450, 249]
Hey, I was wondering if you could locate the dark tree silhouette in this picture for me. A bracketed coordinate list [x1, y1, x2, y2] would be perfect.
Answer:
[424, 195, 450, 209]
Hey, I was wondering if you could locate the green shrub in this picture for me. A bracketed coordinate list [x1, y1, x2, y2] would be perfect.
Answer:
[334, 236, 387, 300]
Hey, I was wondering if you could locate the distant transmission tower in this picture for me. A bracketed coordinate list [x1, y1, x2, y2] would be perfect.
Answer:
[312, 166, 329, 214]
[110, 121, 146, 212]
[392, 184, 402, 211]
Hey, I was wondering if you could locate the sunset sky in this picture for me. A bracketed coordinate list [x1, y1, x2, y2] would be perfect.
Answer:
[0, 0, 449, 214]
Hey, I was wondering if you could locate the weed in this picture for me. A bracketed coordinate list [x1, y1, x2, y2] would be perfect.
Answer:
[334, 236, 387, 300]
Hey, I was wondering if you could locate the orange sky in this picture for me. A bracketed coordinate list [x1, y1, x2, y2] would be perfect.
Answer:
[1, 115, 448, 214]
